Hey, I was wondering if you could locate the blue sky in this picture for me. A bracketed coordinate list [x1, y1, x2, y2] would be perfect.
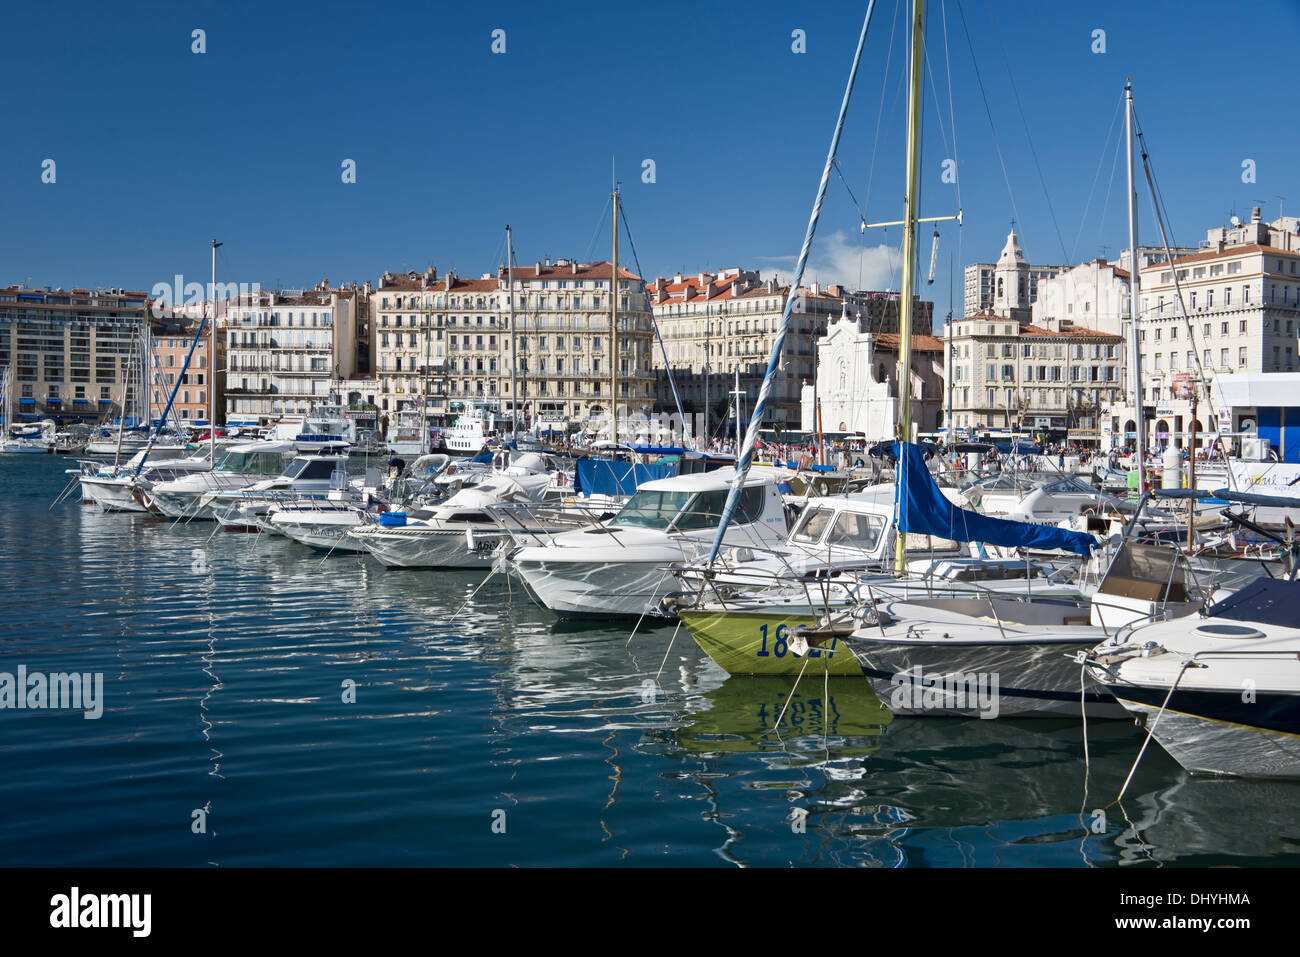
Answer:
[3, 0, 1298, 322]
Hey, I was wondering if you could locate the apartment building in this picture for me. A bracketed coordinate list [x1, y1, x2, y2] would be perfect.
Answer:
[947, 231, 1123, 438]
[222, 281, 365, 425]
[370, 260, 655, 433]
[0, 285, 149, 424]
[148, 321, 226, 426]
[1112, 208, 1300, 447]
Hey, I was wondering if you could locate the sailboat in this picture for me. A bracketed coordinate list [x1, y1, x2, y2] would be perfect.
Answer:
[841, 73, 1218, 717]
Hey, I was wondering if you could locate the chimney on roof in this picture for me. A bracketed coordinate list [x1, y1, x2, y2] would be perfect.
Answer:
[535, 261, 542, 272]
[673, 273, 682, 284]
[572, 261, 578, 274]
[1253, 205, 1263, 223]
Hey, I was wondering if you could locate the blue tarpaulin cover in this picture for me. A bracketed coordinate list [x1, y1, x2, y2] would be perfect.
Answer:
[574, 458, 675, 498]
[894, 441, 1097, 556]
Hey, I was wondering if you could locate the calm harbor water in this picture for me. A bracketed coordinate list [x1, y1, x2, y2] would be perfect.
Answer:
[1, 455, 1297, 867]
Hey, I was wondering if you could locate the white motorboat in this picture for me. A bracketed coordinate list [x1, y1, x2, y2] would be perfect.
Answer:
[509, 468, 790, 619]
[349, 453, 559, 568]
[1085, 577, 1300, 778]
[267, 485, 387, 553]
[443, 400, 508, 453]
[146, 441, 299, 520]
[960, 471, 1145, 527]
[201, 451, 353, 530]
[74, 446, 201, 509]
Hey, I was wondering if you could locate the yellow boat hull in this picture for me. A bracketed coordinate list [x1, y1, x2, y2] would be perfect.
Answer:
[678, 608, 862, 676]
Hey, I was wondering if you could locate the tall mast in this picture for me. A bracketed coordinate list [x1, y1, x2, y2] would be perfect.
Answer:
[894, 0, 926, 574]
[610, 187, 620, 445]
[1124, 80, 1146, 490]
[507, 225, 516, 435]
[210, 239, 221, 463]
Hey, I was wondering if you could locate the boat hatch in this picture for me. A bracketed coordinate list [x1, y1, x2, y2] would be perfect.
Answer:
[1194, 624, 1266, 640]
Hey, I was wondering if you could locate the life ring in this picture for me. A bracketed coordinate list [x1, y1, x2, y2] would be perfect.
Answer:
[816, 480, 829, 496]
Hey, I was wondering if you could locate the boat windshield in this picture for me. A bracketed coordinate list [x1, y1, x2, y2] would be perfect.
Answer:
[827, 512, 886, 551]
[613, 490, 693, 529]
[614, 484, 766, 530]
[282, 458, 340, 481]
[792, 507, 835, 544]
[216, 450, 286, 474]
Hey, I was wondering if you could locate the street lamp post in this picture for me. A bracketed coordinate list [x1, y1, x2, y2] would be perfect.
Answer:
[703, 361, 710, 450]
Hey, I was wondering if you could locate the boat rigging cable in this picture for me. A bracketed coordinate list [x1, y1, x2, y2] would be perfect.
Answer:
[954, 0, 1024, 250]
[857, 0, 903, 295]
[615, 201, 686, 429]
[705, 0, 878, 567]
[1133, 106, 1224, 448]
[1070, 92, 1124, 264]
[980, 0, 1069, 262]
[583, 193, 613, 264]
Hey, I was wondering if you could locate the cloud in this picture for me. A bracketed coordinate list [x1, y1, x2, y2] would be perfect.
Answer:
[803, 230, 900, 290]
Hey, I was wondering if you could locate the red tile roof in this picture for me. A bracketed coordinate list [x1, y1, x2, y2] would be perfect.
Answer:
[1018, 324, 1121, 339]
[1143, 243, 1300, 271]
[876, 333, 944, 352]
[504, 261, 641, 282]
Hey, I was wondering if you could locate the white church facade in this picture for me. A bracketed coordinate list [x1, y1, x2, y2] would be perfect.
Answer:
[800, 304, 945, 440]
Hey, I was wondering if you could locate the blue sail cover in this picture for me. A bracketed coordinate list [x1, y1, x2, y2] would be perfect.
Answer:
[894, 441, 1098, 556]
[574, 458, 676, 498]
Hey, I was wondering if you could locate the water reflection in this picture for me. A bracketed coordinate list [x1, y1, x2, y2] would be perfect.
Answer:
[2, 456, 1297, 867]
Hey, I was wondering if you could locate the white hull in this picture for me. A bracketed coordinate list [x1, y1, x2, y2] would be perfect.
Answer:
[1, 442, 50, 454]
[85, 439, 149, 455]
[146, 488, 215, 520]
[79, 476, 149, 513]
[1112, 696, 1300, 779]
[271, 511, 368, 552]
[514, 549, 691, 618]
[853, 631, 1127, 719]
[350, 524, 499, 568]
